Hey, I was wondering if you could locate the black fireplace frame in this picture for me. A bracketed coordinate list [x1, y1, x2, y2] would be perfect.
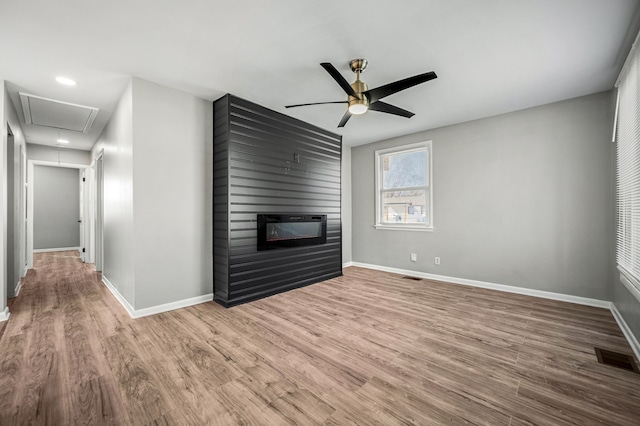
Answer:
[257, 214, 327, 251]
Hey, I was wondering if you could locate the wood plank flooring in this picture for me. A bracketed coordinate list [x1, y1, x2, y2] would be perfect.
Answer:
[1, 251, 639, 425]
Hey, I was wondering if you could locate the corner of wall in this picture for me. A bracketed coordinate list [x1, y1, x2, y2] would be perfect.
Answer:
[342, 145, 352, 264]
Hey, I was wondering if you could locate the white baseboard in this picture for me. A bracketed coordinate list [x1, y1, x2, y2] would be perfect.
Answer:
[102, 275, 136, 317]
[343, 261, 354, 268]
[23, 265, 28, 278]
[0, 307, 10, 322]
[610, 304, 640, 362]
[33, 247, 81, 253]
[14, 280, 21, 297]
[101, 275, 213, 319]
[350, 262, 611, 309]
[132, 293, 214, 319]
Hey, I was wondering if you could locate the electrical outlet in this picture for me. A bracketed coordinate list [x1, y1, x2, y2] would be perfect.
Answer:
[435, 257, 441, 265]
[410, 253, 417, 262]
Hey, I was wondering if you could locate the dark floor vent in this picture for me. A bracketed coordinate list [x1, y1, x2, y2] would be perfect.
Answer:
[402, 276, 423, 281]
[594, 347, 639, 373]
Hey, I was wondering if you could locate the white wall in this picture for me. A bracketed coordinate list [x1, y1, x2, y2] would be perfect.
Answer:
[351, 91, 614, 300]
[131, 77, 213, 310]
[26, 143, 91, 165]
[91, 79, 136, 306]
[1, 80, 27, 318]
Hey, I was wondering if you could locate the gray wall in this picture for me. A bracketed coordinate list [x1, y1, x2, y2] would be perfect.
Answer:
[91, 79, 135, 306]
[131, 77, 212, 310]
[33, 165, 80, 250]
[351, 91, 614, 300]
[342, 145, 352, 264]
[91, 77, 212, 311]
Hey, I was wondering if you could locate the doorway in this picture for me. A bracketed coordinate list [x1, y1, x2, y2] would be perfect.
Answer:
[27, 160, 89, 269]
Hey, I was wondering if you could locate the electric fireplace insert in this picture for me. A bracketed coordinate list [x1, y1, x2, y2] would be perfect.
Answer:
[257, 214, 327, 250]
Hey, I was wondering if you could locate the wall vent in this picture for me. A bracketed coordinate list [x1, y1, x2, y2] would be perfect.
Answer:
[594, 347, 639, 373]
[19, 92, 99, 133]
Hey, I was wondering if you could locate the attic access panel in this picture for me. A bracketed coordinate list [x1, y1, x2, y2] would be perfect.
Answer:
[19, 92, 99, 133]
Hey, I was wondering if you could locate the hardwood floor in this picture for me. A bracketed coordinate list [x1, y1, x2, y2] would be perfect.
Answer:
[1, 251, 639, 425]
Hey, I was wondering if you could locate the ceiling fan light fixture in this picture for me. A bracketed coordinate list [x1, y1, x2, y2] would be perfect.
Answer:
[348, 102, 368, 115]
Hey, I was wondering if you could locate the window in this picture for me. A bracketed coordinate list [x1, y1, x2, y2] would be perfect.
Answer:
[615, 36, 640, 301]
[375, 141, 432, 231]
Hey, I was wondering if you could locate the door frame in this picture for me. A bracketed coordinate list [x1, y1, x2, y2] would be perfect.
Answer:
[27, 159, 89, 269]
[94, 152, 104, 272]
[20, 145, 27, 278]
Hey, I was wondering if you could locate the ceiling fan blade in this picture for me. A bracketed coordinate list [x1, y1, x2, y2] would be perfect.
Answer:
[364, 71, 437, 103]
[285, 101, 348, 108]
[320, 62, 359, 98]
[369, 101, 415, 118]
[337, 110, 352, 128]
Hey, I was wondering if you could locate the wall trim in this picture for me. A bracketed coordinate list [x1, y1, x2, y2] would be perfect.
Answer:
[14, 280, 21, 297]
[102, 275, 135, 317]
[350, 262, 611, 309]
[611, 304, 640, 362]
[133, 294, 214, 319]
[33, 247, 80, 253]
[102, 275, 213, 319]
[0, 307, 9, 322]
[343, 261, 354, 268]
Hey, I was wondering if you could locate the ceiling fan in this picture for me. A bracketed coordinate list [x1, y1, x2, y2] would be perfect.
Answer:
[285, 59, 437, 128]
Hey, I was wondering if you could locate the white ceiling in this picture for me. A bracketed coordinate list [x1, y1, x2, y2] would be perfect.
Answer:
[0, 0, 638, 150]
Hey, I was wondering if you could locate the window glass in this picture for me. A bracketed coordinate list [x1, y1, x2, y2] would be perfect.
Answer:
[375, 142, 432, 230]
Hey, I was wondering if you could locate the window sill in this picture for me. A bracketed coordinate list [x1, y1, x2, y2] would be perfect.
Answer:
[618, 265, 640, 304]
[374, 224, 433, 232]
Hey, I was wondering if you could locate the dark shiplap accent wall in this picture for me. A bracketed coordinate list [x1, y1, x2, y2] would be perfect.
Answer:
[213, 95, 342, 307]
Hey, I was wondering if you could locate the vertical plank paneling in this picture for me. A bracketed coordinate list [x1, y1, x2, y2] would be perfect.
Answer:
[213, 95, 342, 307]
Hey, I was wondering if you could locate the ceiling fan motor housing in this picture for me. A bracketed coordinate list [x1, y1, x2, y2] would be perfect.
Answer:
[349, 79, 369, 114]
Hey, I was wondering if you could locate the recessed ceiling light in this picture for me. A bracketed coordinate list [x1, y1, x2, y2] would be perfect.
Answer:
[57, 139, 69, 144]
[55, 76, 76, 86]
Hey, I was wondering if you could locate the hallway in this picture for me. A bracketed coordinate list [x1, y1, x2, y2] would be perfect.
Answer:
[0, 251, 123, 423]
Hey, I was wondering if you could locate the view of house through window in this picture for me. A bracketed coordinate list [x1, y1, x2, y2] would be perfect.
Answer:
[375, 141, 432, 230]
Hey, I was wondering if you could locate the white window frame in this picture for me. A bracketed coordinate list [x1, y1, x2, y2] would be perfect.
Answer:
[615, 32, 640, 303]
[374, 141, 433, 232]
